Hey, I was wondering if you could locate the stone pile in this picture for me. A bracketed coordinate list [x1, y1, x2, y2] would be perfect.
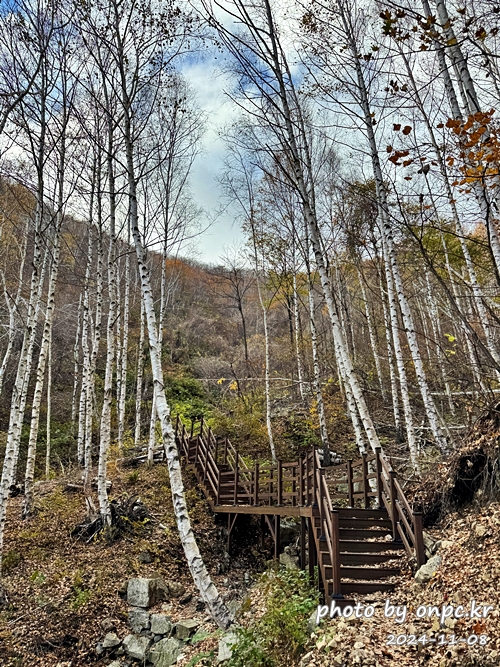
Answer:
[97, 577, 202, 667]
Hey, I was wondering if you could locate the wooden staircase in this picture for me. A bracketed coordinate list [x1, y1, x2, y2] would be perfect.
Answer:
[174, 417, 425, 604]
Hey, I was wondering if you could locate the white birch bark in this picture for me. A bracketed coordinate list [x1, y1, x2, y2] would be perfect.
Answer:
[134, 298, 145, 446]
[71, 294, 82, 429]
[96, 112, 117, 523]
[357, 269, 386, 401]
[117, 251, 130, 452]
[380, 241, 419, 469]
[0, 222, 28, 396]
[379, 273, 401, 435]
[307, 277, 331, 464]
[292, 258, 305, 403]
[45, 328, 52, 479]
[122, 102, 232, 632]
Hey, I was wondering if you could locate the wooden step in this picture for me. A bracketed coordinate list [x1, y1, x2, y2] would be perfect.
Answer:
[340, 566, 400, 580]
[339, 528, 392, 540]
[322, 551, 402, 566]
[339, 540, 403, 553]
[340, 552, 403, 565]
[337, 507, 388, 520]
[339, 518, 392, 530]
[340, 581, 396, 594]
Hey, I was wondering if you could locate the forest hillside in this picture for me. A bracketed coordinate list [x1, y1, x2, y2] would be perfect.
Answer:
[1, 0, 500, 665]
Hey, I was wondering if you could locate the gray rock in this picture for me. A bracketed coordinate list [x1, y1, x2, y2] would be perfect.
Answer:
[279, 552, 299, 570]
[175, 619, 200, 641]
[299, 652, 313, 667]
[415, 555, 442, 584]
[100, 617, 116, 633]
[128, 607, 150, 633]
[122, 634, 152, 661]
[227, 600, 241, 618]
[107, 662, 122, 667]
[307, 610, 321, 634]
[127, 577, 168, 608]
[166, 580, 185, 598]
[150, 613, 172, 636]
[103, 632, 121, 649]
[138, 551, 153, 564]
[217, 631, 238, 663]
[148, 637, 183, 667]
[95, 643, 104, 655]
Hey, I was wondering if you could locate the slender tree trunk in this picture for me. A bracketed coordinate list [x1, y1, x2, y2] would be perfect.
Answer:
[293, 267, 305, 403]
[71, 294, 82, 429]
[307, 276, 331, 464]
[381, 239, 420, 469]
[97, 105, 117, 523]
[134, 299, 145, 446]
[379, 272, 401, 436]
[45, 328, 52, 479]
[23, 225, 63, 517]
[358, 269, 386, 401]
[117, 251, 130, 452]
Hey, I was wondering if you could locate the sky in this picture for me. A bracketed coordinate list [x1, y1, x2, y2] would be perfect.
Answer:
[180, 56, 246, 267]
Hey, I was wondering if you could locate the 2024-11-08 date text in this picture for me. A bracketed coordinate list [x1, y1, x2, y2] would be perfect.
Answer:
[386, 634, 489, 646]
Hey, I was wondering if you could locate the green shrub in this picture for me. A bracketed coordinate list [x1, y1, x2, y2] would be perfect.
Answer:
[227, 568, 319, 667]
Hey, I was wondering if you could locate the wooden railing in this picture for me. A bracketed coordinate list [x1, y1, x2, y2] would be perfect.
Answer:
[174, 417, 425, 568]
[324, 448, 425, 567]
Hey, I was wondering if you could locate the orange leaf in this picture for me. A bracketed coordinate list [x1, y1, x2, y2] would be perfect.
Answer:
[393, 123, 401, 131]
[402, 125, 412, 135]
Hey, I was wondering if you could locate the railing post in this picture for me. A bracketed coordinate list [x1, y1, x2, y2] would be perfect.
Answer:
[190, 418, 195, 439]
[292, 465, 296, 506]
[233, 452, 239, 505]
[331, 510, 342, 598]
[215, 437, 219, 467]
[375, 447, 383, 509]
[175, 414, 179, 437]
[216, 469, 221, 505]
[254, 463, 259, 505]
[194, 434, 199, 465]
[312, 449, 317, 507]
[318, 468, 325, 537]
[269, 467, 274, 505]
[413, 512, 426, 567]
[304, 452, 311, 505]
[199, 415, 204, 438]
[347, 459, 354, 507]
[277, 460, 283, 506]
[389, 470, 398, 541]
[203, 439, 209, 483]
[223, 437, 228, 465]
[362, 453, 369, 509]
[299, 457, 304, 506]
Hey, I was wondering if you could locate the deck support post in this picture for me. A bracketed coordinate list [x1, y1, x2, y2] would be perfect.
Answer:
[307, 516, 316, 582]
[300, 516, 306, 569]
[273, 515, 280, 560]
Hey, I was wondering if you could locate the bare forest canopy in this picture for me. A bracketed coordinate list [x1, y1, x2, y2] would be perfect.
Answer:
[2, 0, 500, 631]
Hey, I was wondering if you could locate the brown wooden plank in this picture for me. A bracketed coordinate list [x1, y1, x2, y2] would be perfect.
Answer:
[339, 552, 403, 566]
[340, 566, 400, 580]
[339, 540, 404, 553]
[338, 518, 392, 530]
[341, 581, 396, 594]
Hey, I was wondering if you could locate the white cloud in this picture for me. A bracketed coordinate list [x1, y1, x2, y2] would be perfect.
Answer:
[181, 56, 245, 266]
